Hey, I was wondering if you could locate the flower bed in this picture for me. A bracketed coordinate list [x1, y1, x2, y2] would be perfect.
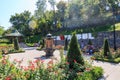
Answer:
[0, 54, 103, 80]
[93, 48, 120, 63]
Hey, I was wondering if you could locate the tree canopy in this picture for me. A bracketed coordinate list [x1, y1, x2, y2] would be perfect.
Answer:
[9, 11, 32, 35]
[0, 26, 4, 36]
[6, 0, 120, 37]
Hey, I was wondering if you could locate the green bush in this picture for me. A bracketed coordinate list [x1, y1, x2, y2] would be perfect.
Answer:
[95, 57, 120, 63]
[103, 39, 112, 58]
[40, 39, 45, 48]
[13, 37, 20, 50]
[91, 67, 103, 80]
[25, 35, 41, 43]
[8, 48, 25, 53]
[26, 43, 35, 47]
[94, 48, 120, 63]
[114, 58, 120, 63]
[64, 38, 68, 50]
[88, 39, 92, 45]
[75, 67, 103, 80]
[76, 72, 93, 80]
[0, 52, 103, 80]
[67, 32, 84, 68]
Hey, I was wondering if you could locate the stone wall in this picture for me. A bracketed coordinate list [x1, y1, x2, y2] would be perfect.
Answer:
[55, 31, 120, 48]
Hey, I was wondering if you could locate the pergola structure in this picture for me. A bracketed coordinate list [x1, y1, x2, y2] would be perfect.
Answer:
[5, 30, 23, 42]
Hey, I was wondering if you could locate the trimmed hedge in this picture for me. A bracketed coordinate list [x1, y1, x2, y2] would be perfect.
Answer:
[95, 57, 120, 63]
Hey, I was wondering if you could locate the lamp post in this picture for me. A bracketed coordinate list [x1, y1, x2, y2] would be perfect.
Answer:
[106, 2, 120, 51]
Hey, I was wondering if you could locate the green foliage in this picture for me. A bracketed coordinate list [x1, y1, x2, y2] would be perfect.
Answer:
[76, 71, 93, 80]
[94, 48, 120, 63]
[88, 39, 92, 45]
[13, 37, 20, 50]
[64, 38, 68, 50]
[26, 43, 35, 47]
[57, 0, 67, 27]
[0, 26, 4, 35]
[114, 58, 120, 62]
[0, 38, 10, 44]
[9, 11, 32, 35]
[91, 67, 103, 80]
[25, 34, 41, 43]
[67, 32, 84, 68]
[76, 67, 103, 80]
[103, 39, 111, 58]
[36, 39, 45, 50]
[8, 48, 25, 53]
[35, 0, 47, 18]
[0, 52, 103, 80]
[95, 57, 120, 63]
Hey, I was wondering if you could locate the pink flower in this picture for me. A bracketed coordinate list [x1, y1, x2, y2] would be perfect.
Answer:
[74, 60, 77, 63]
[34, 59, 39, 63]
[66, 62, 69, 65]
[5, 76, 12, 80]
[48, 60, 53, 64]
[24, 67, 29, 71]
[41, 60, 44, 63]
[86, 68, 91, 71]
[47, 65, 53, 69]
[2, 59, 7, 65]
[20, 66, 23, 69]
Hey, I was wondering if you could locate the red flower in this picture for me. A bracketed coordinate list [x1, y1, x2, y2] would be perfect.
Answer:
[5, 76, 12, 80]
[48, 60, 53, 64]
[41, 60, 44, 63]
[86, 68, 91, 71]
[66, 62, 69, 65]
[47, 65, 53, 69]
[28, 64, 35, 71]
[74, 60, 77, 63]
[20, 66, 24, 69]
[34, 59, 39, 63]
[2, 59, 7, 65]
[24, 67, 29, 71]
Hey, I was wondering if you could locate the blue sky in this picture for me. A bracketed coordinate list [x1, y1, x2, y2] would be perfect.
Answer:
[0, 0, 67, 29]
[0, 0, 67, 30]
[0, 0, 38, 30]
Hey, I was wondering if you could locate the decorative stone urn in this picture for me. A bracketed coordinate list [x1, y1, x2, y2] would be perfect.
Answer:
[45, 33, 55, 57]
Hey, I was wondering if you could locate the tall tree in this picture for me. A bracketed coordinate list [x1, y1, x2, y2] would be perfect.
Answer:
[57, 1, 67, 27]
[0, 26, 4, 36]
[35, 0, 47, 19]
[9, 11, 32, 35]
[48, 0, 57, 29]
[36, 11, 54, 36]
[67, 32, 84, 68]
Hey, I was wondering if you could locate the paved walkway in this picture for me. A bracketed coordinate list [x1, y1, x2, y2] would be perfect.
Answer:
[8, 47, 120, 80]
[8, 47, 61, 67]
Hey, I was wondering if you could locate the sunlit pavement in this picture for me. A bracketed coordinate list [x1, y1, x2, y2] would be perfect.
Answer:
[8, 47, 61, 67]
[8, 48, 120, 80]
[93, 61, 120, 80]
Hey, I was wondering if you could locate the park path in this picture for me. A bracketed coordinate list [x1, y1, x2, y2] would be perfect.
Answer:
[8, 47, 61, 67]
[8, 47, 120, 80]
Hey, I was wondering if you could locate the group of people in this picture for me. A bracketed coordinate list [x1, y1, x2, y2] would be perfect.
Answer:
[80, 41, 94, 55]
